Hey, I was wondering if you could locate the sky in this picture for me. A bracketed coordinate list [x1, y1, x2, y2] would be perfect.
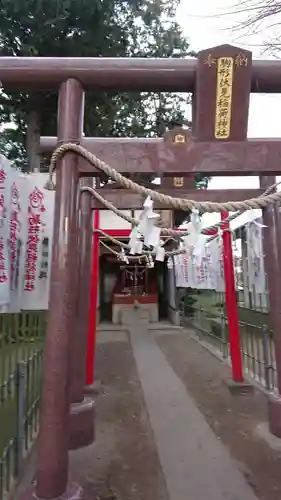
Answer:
[177, 0, 281, 192]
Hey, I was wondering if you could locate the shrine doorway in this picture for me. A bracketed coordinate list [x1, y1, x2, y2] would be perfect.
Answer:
[99, 253, 168, 324]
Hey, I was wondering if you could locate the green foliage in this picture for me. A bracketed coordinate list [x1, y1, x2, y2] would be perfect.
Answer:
[183, 289, 197, 318]
[0, 0, 206, 187]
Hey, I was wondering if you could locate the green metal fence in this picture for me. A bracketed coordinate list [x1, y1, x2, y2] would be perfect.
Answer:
[0, 311, 46, 500]
[180, 290, 277, 391]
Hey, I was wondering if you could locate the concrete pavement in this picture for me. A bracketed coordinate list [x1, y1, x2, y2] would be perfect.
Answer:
[129, 326, 258, 500]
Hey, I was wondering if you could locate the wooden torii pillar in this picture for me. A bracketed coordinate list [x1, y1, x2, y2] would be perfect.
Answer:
[6, 46, 280, 499]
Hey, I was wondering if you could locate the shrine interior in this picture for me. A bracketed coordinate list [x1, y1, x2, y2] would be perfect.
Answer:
[99, 236, 173, 324]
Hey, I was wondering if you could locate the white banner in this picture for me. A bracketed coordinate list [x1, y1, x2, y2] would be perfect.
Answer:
[0, 159, 55, 312]
[0, 155, 12, 307]
[174, 238, 224, 291]
[7, 171, 28, 312]
[20, 173, 54, 311]
[246, 219, 266, 295]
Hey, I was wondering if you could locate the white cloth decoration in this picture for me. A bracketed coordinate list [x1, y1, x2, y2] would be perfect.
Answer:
[147, 255, 154, 268]
[155, 246, 165, 262]
[144, 225, 161, 248]
[143, 196, 153, 211]
[129, 227, 141, 255]
[135, 240, 143, 254]
[252, 219, 266, 229]
[120, 248, 129, 264]
[138, 196, 160, 248]
[188, 208, 202, 247]
[167, 257, 173, 269]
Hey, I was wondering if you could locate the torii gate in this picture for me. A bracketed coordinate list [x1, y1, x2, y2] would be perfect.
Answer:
[40, 131, 263, 426]
[10, 44, 281, 499]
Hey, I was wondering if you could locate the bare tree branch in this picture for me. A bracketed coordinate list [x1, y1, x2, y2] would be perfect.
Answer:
[226, 0, 281, 54]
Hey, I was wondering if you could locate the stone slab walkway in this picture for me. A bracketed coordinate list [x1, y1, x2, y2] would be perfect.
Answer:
[129, 326, 258, 500]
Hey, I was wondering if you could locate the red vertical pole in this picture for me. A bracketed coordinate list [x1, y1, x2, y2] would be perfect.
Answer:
[85, 209, 100, 386]
[221, 212, 243, 383]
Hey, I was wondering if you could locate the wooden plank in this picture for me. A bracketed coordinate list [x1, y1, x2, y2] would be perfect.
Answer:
[195, 45, 252, 141]
[80, 140, 281, 176]
[41, 135, 281, 176]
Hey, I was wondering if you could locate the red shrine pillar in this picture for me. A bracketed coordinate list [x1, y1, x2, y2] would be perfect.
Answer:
[85, 209, 100, 388]
[221, 212, 243, 383]
[22, 80, 84, 500]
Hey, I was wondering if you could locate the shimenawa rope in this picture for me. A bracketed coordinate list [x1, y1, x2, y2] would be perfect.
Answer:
[49, 142, 280, 213]
[45, 142, 277, 261]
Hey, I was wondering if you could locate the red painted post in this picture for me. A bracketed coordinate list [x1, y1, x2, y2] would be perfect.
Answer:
[85, 209, 100, 386]
[221, 212, 244, 383]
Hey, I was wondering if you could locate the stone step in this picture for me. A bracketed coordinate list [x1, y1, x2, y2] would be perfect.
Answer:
[121, 309, 150, 325]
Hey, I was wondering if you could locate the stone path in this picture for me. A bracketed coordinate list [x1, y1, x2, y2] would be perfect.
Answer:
[129, 326, 258, 500]
[17, 324, 274, 500]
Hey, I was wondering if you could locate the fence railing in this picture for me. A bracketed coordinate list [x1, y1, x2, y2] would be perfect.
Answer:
[180, 291, 277, 392]
[0, 311, 46, 500]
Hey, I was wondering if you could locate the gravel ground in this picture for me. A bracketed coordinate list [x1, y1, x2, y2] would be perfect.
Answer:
[157, 328, 281, 500]
[69, 337, 169, 500]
